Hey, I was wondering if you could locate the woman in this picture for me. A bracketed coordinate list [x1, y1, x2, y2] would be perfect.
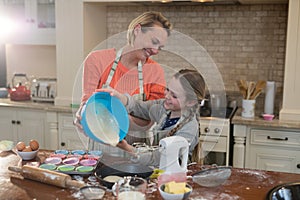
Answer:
[74, 11, 173, 147]
[99, 69, 206, 166]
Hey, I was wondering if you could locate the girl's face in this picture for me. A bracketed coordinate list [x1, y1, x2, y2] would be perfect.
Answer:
[163, 77, 188, 112]
[133, 24, 168, 61]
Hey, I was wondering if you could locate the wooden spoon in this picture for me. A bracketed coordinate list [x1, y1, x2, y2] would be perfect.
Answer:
[240, 80, 248, 91]
[236, 80, 247, 99]
[247, 81, 256, 100]
[250, 80, 266, 99]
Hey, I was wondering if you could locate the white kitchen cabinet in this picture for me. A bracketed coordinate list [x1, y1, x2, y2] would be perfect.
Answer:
[0, 107, 46, 148]
[58, 113, 88, 150]
[245, 127, 300, 174]
[0, 108, 15, 141]
[0, 0, 55, 45]
[45, 111, 58, 150]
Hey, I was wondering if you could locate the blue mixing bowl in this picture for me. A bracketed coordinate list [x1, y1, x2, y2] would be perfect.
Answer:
[81, 92, 129, 145]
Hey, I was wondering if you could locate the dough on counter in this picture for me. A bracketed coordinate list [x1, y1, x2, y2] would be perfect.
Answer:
[103, 175, 123, 183]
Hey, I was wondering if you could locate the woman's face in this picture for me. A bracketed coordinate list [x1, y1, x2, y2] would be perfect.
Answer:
[133, 24, 169, 60]
[163, 77, 188, 112]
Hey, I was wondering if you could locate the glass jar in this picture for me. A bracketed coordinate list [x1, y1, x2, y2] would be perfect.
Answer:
[116, 176, 147, 200]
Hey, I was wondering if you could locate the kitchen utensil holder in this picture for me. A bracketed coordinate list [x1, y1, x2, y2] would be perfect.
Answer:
[242, 99, 256, 118]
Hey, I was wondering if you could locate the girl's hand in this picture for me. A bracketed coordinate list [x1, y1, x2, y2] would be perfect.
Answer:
[117, 139, 135, 153]
[96, 88, 128, 105]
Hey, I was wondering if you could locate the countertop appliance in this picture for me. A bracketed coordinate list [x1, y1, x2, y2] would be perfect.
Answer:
[159, 136, 189, 173]
[9, 73, 31, 101]
[31, 78, 57, 103]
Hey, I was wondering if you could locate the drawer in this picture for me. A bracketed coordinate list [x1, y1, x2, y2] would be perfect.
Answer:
[250, 128, 300, 148]
[200, 135, 227, 152]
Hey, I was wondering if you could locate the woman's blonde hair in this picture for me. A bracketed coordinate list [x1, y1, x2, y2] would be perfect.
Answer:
[127, 11, 172, 46]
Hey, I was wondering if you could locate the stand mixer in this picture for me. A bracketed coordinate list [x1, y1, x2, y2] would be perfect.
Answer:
[159, 136, 189, 173]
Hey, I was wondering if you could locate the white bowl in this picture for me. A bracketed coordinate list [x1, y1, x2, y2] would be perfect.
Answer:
[159, 183, 192, 200]
[80, 186, 105, 200]
[17, 149, 38, 160]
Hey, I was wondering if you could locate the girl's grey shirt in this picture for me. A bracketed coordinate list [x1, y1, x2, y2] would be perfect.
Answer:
[125, 95, 199, 167]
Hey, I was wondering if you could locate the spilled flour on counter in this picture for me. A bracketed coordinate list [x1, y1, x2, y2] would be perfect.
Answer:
[237, 169, 268, 178]
[72, 190, 84, 200]
[236, 168, 276, 185]
[190, 192, 240, 200]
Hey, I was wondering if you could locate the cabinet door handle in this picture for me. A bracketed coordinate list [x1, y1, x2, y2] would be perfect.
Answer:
[16, 121, 21, 125]
[12, 120, 16, 124]
[267, 136, 288, 141]
[297, 164, 300, 169]
[61, 142, 65, 147]
[200, 139, 218, 143]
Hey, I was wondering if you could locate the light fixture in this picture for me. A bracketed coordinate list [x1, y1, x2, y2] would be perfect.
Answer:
[0, 16, 17, 42]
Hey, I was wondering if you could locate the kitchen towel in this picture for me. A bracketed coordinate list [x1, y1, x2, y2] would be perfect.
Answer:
[264, 81, 276, 114]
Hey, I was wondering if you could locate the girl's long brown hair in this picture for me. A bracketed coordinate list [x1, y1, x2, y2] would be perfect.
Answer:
[167, 69, 206, 137]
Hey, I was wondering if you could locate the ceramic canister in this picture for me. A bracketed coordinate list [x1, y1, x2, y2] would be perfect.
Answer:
[242, 99, 256, 118]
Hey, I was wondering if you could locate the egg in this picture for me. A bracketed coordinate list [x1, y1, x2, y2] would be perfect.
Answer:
[16, 141, 26, 151]
[23, 146, 33, 152]
[29, 140, 39, 151]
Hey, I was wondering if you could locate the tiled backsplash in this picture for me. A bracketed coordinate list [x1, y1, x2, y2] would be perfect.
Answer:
[106, 3, 287, 115]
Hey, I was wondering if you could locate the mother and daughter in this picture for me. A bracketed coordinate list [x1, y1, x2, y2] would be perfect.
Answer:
[99, 69, 206, 166]
[74, 11, 206, 166]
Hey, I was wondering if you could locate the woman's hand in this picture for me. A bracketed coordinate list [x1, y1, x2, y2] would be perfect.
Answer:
[73, 103, 86, 135]
[96, 88, 128, 105]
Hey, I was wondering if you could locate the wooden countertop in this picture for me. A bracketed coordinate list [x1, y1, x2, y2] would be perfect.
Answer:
[2, 149, 300, 200]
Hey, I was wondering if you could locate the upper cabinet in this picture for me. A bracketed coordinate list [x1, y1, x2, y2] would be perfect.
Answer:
[0, 0, 55, 45]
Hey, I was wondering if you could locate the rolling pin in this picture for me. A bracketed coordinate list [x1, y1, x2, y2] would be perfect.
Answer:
[8, 165, 85, 189]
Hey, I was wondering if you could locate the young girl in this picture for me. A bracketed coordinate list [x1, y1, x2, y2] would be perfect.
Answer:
[99, 69, 206, 166]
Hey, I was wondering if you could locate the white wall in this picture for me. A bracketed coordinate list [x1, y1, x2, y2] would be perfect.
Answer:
[5, 44, 56, 86]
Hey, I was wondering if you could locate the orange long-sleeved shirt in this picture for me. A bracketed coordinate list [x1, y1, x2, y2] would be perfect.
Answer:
[81, 48, 166, 103]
